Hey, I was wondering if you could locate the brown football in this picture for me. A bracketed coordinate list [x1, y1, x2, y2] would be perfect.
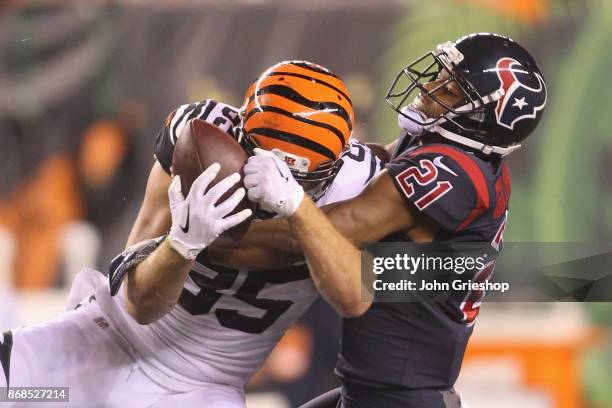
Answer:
[171, 119, 254, 240]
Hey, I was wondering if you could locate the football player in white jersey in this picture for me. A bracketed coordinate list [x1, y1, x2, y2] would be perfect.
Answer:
[0, 61, 381, 407]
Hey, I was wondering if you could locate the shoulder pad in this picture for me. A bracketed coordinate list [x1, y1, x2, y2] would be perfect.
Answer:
[386, 144, 490, 231]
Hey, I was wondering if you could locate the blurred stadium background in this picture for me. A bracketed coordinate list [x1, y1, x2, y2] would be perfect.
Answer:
[0, 0, 611, 407]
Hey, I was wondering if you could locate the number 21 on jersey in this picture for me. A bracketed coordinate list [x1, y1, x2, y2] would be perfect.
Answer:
[395, 159, 453, 210]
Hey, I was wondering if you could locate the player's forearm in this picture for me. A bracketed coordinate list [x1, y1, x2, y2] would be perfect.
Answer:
[289, 198, 371, 317]
[126, 214, 170, 248]
[125, 238, 194, 324]
[208, 205, 346, 270]
[208, 243, 302, 270]
[126, 161, 173, 248]
[365, 139, 398, 164]
[208, 219, 303, 269]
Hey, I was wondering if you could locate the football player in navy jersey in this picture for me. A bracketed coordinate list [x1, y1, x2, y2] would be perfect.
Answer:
[242, 33, 547, 407]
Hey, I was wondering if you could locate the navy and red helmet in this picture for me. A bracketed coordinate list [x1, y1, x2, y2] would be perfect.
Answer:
[386, 33, 547, 156]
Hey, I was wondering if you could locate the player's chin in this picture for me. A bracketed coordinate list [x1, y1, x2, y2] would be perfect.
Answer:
[412, 99, 433, 119]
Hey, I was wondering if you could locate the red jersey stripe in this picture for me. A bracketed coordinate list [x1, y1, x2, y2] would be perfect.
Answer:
[410, 145, 490, 230]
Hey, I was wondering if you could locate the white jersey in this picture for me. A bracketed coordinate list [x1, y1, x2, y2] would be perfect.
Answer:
[4, 268, 246, 407]
[97, 100, 382, 392]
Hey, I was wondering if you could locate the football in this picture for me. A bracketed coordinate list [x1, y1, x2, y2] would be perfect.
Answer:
[172, 119, 254, 240]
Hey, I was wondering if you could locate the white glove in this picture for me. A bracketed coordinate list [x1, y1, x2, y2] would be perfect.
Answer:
[243, 148, 305, 218]
[168, 163, 252, 260]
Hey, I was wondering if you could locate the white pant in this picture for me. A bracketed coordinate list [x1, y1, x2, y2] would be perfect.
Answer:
[1, 293, 245, 407]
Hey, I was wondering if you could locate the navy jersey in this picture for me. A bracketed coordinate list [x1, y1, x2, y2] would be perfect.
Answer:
[336, 143, 510, 391]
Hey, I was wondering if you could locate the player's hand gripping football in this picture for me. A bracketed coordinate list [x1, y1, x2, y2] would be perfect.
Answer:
[243, 148, 305, 218]
[167, 163, 252, 260]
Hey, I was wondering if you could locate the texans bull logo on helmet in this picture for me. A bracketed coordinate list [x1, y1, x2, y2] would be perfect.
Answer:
[494, 57, 547, 130]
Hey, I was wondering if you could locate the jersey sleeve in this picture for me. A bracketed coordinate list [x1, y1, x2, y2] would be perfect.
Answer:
[154, 111, 177, 174]
[153, 100, 241, 175]
[386, 145, 488, 232]
[315, 141, 383, 206]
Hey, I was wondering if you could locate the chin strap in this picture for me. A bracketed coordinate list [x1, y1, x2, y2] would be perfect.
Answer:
[397, 87, 521, 157]
[447, 89, 505, 116]
[433, 125, 521, 156]
[428, 89, 521, 156]
[429, 89, 521, 157]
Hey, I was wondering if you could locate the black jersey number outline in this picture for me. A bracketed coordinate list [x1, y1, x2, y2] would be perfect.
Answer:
[178, 254, 309, 334]
[342, 142, 380, 184]
[212, 106, 240, 129]
[345, 142, 366, 162]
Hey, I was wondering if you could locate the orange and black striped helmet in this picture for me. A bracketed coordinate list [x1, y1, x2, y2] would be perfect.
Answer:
[239, 60, 354, 183]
